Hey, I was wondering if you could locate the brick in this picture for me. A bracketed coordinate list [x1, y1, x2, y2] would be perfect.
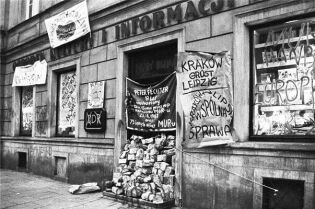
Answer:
[80, 65, 97, 84]
[3, 98, 11, 109]
[105, 119, 115, 138]
[92, 31, 99, 48]
[104, 99, 116, 118]
[186, 34, 233, 53]
[107, 43, 117, 60]
[212, 11, 233, 36]
[119, 159, 127, 164]
[79, 101, 87, 120]
[186, 17, 211, 42]
[87, 131, 105, 139]
[105, 79, 116, 99]
[163, 175, 175, 185]
[106, 26, 116, 43]
[36, 92, 42, 107]
[4, 85, 12, 97]
[4, 73, 12, 85]
[41, 91, 47, 105]
[78, 120, 87, 138]
[79, 84, 88, 101]
[90, 45, 107, 64]
[97, 59, 116, 80]
[36, 85, 47, 92]
[81, 50, 90, 66]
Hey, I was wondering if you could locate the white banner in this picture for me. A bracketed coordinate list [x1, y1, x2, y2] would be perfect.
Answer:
[45, 0, 91, 48]
[177, 51, 234, 148]
[12, 60, 47, 87]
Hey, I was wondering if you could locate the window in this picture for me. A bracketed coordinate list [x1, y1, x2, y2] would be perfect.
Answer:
[56, 71, 77, 136]
[25, 0, 39, 19]
[20, 86, 33, 136]
[127, 41, 177, 139]
[262, 178, 304, 209]
[252, 17, 315, 137]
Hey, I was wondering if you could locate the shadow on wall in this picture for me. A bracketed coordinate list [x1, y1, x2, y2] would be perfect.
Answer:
[67, 162, 113, 187]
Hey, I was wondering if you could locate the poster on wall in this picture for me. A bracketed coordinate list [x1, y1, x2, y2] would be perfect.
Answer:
[45, 0, 91, 48]
[87, 81, 105, 109]
[126, 72, 176, 131]
[176, 51, 234, 148]
[12, 60, 48, 87]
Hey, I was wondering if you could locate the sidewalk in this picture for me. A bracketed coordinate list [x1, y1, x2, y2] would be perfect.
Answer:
[0, 169, 139, 209]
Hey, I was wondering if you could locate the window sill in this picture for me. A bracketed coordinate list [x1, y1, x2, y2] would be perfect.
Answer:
[228, 141, 315, 152]
[0, 136, 114, 146]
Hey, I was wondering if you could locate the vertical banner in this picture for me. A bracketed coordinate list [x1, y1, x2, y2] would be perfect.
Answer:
[87, 81, 105, 109]
[126, 72, 176, 131]
[177, 51, 234, 148]
[45, 0, 91, 48]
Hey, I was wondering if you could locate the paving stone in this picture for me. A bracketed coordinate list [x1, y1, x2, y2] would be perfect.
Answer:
[0, 169, 144, 209]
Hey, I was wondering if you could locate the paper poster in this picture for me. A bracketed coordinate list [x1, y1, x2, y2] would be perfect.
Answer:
[12, 60, 47, 87]
[58, 71, 77, 130]
[176, 51, 234, 148]
[45, 0, 91, 48]
[87, 81, 105, 109]
[126, 72, 176, 131]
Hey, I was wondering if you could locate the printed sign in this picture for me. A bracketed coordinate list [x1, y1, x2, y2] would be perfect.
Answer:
[45, 0, 91, 48]
[12, 60, 47, 87]
[126, 72, 176, 131]
[177, 51, 234, 148]
[84, 108, 106, 132]
[87, 81, 105, 109]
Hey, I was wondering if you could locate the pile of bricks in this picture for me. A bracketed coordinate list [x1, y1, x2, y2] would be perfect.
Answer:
[105, 134, 176, 204]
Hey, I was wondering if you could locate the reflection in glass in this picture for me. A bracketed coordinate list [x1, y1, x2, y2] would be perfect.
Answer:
[253, 18, 315, 136]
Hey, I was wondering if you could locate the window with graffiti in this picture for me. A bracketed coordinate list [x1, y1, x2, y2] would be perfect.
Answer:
[57, 71, 77, 136]
[253, 17, 315, 136]
[20, 86, 33, 136]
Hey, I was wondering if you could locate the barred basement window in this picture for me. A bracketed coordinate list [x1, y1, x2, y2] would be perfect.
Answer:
[20, 86, 34, 136]
[252, 17, 315, 138]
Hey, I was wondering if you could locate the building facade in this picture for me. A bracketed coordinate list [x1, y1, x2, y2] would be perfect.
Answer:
[1, 0, 315, 209]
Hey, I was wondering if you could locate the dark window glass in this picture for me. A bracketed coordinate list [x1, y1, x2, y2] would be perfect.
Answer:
[262, 178, 304, 209]
[252, 17, 315, 136]
[128, 41, 177, 84]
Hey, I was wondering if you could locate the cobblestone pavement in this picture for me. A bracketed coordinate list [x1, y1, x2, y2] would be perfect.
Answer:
[0, 169, 139, 209]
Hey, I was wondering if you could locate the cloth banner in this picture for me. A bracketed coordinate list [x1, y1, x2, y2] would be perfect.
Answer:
[126, 72, 176, 131]
[12, 60, 48, 87]
[45, 0, 91, 48]
[176, 51, 234, 148]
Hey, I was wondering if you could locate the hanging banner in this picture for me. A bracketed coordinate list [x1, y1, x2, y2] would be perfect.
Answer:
[126, 72, 176, 131]
[12, 60, 48, 87]
[87, 81, 105, 109]
[45, 0, 91, 48]
[177, 51, 234, 148]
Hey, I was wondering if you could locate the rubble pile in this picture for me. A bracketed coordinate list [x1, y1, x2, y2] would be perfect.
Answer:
[105, 134, 176, 204]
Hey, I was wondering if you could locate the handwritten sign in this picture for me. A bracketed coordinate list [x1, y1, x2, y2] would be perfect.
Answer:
[126, 72, 176, 131]
[12, 60, 47, 87]
[45, 0, 90, 48]
[84, 108, 106, 132]
[87, 81, 105, 109]
[177, 51, 234, 148]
